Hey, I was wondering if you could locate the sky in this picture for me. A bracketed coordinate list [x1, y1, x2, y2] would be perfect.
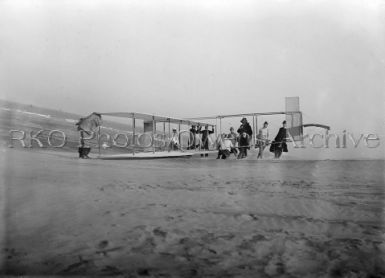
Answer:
[0, 0, 384, 158]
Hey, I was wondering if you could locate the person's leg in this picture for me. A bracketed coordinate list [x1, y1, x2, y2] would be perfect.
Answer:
[204, 145, 209, 157]
[84, 147, 91, 158]
[217, 150, 221, 159]
[275, 149, 282, 158]
[225, 150, 231, 159]
[78, 147, 83, 158]
[277, 150, 282, 158]
[221, 150, 226, 159]
[259, 145, 265, 159]
[237, 149, 242, 159]
[79, 132, 85, 158]
[238, 148, 244, 159]
[168, 142, 172, 152]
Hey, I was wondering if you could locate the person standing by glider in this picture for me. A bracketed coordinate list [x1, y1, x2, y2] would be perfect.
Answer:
[188, 125, 199, 150]
[270, 120, 288, 159]
[237, 117, 253, 145]
[75, 112, 102, 158]
[256, 121, 270, 159]
[237, 131, 250, 159]
[198, 124, 215, 157]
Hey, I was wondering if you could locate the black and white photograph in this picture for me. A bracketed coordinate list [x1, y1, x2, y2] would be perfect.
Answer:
[0, 0, 384, 277]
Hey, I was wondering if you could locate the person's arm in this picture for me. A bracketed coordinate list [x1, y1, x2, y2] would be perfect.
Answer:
[237, 125, 243, 133]
[285, 129, 292, 142]
[248, 124, 253, 135]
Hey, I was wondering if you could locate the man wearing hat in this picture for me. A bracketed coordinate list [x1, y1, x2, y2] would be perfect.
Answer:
[235, 118, 252, 158]
[237, 117, 253, 141]
[188, 125, 199, 150]
[197, 124, 215, 157]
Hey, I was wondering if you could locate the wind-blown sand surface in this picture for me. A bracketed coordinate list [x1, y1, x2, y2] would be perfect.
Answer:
[1, 148, 384, 277]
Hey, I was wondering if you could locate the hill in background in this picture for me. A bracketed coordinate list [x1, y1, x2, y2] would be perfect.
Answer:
[0, 99, 140, 154]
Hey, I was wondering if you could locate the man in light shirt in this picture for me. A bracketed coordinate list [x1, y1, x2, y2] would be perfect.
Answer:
[257, 121, 270, 159]
[168, 128, 180, 151]
[216, 134, 234, 159]
[227, 127, 238, 156]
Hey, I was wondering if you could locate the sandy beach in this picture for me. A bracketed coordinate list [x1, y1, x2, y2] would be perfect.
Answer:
[1, 148, 384, 277]
[1, 0, 385, 276]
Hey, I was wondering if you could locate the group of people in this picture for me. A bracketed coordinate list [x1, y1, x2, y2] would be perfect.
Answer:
[75, 112, 289, 159]
[188, 124, 215, 157]
[216, 118, 290, 159]
[168, 124, 215, 157]
[216, 117, 254, 160]
[168, 117, 290, 159]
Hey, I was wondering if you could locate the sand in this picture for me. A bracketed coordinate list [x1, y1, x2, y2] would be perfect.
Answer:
[0, 148, 384, 277]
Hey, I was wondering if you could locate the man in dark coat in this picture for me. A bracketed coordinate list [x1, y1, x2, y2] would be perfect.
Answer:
[237, 117, 253, 145]
[188, 125, 198, 150]
[270, 120, 288, 158]
[237, 132, 250, 159]
[198, 125, 215, 157]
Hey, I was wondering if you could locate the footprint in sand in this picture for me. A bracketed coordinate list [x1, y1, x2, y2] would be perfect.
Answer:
[237, 214, 258, 221]
[101, 265, 122, 275]
[98, 240, 109, 249]
[60, 256, 93, 274]
[153, 227, 167, 238]
[137, 268, 150, 276]
[132, 237, 156, 254]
